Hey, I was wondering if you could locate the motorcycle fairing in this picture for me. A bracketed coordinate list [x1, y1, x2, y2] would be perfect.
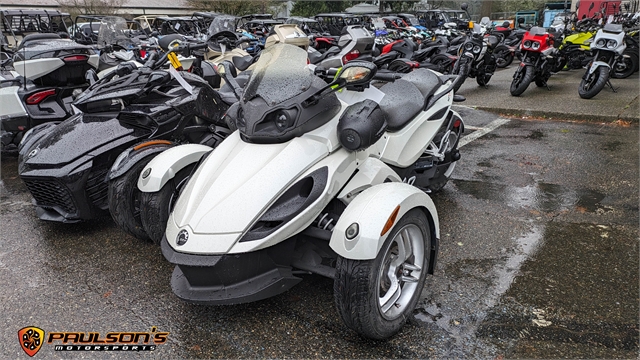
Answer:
[168, 130, 330, 249]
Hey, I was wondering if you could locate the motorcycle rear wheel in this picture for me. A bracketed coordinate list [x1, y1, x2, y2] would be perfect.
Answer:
[578, 66, 609, 99]
[611, 50, 638, 79]
[494, 49, 514, 68]
[510, 65, 534, 96]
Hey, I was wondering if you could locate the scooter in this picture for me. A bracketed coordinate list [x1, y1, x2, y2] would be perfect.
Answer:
[141, 43, 465, 339]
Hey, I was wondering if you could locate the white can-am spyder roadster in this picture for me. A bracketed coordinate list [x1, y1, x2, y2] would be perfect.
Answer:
[139, 43, 465, 339]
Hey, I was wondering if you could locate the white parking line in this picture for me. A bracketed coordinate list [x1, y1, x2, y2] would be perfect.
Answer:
[459, 117, 511, 148]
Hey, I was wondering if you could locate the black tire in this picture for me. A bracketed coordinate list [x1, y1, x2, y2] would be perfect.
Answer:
[476, 72, 492, 86]
[510, 65, 534, 96]
[551, 57, 566, 73]
[579, 66, 609, 99]
[494, 49, 514, 68]
[611, 50, 638, 79]
[451, 59, 470, 93]
[108, 156, 156, 241]
[140, 164, 195, 245]
[431, 54, 453, 74]
[334, 208, 431, 340]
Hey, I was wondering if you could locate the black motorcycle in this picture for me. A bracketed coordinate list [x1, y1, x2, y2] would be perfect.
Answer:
[17, 38, 232, 240]
[451, 26, 499, 92]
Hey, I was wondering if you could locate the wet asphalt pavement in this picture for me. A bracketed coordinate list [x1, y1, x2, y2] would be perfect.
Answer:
[1, 107, 638, 358]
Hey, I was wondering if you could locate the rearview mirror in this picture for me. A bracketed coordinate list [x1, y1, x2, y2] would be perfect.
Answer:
[460, 2, 468, 11]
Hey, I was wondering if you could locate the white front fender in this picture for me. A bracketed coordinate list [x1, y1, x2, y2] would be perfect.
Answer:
[138, 144, 212, 192]
[330, 182, 439, 260]
[587, 61, 610, 75]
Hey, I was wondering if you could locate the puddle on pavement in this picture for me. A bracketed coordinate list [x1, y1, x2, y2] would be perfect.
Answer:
[452, 180, 607, 213]
[1, 155, 27, 197]
[477, 222, 639, 358]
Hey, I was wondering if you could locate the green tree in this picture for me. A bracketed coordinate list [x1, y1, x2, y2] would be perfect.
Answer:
[379, 0, 419, 13]
[186, 0, 274, 16]
[290, 1, 352, 17]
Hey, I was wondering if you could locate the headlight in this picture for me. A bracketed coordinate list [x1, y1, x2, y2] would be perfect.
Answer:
[596, 39, 606, 47]
[531, 41, 540, 50]
[607, 40, 617, 48]
[464, 42, 474, 50]
[473, 45, 481, 53]
[523, 40, 532, 49]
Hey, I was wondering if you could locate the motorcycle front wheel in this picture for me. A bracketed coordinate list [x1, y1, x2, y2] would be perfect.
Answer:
[579, 66, 609, 99]
[476, 72, 492, 86]
[333, 208, 430, 340]
[108, 156, 155, 241]
[140, 164, 195, 245]
[510, 65, 534, 96]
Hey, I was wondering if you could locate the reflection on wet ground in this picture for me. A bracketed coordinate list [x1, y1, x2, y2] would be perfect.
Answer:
[453, 179, 608, 214]
[477, 222, 639, 358]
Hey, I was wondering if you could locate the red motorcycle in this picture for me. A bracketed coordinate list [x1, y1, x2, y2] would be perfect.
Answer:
[510, 27, 559, 96]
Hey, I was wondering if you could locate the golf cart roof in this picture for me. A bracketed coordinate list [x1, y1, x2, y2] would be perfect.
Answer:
[1, 9, 70, 16]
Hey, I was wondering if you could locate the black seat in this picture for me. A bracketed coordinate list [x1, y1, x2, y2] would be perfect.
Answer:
[218, 71, 251, 105]
[232, 55, 254, 71]
[158, 34, 184, 51]
[378, 68, 442, 132]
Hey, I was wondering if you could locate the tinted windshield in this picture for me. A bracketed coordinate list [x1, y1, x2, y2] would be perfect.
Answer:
[243, 44, 312, 105]
[208, 15, 237, 36]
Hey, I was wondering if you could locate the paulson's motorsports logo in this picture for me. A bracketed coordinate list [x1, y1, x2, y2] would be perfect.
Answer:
[18, 327, 44, 357]
[18, 326, 169, 356]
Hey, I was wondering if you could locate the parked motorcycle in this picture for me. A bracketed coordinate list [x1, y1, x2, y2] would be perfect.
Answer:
[510, 27, 559, 96]
[578, 23, 634, 99]
[141, 43, 465, 339]
[1, 33, 98, 151]
[451, 22, 499, 92]
[17, 39, 229, 233]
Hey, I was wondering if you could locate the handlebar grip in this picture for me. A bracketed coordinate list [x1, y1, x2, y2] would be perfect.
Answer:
[373, 73, 400, 82]
[188, 43, 209, 51]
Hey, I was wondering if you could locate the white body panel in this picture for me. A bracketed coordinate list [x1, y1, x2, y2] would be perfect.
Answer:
[87, 54, 100, 69]
[13, 54, 99, 80]
[0, 71, 27, 118]
[329, 182, 439, 260]
[171, 131, 329, 234]
[138, 144, 212, 192]
[592, 29, 626, 55]
[13, 58, 65, 79]
[376, 89, 452, 167]
[163, 74, 454, 259]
